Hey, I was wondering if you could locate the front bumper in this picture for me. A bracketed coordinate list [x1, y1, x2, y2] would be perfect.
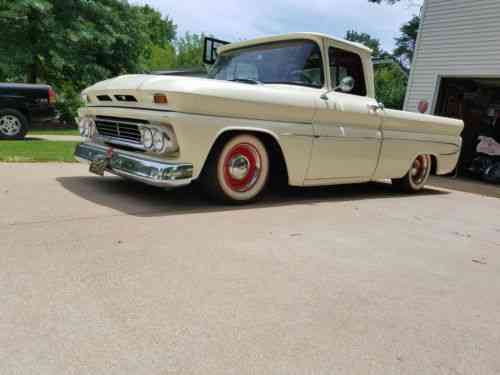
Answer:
[74, 142, 193, 188]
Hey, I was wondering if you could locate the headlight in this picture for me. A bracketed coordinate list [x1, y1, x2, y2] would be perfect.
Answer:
[78, 117, 95, 138]
[152, 130, 165, 152]
[163, 127, 179, 153]
[142, 128, 153, 149]
[141, 126, 178, 154]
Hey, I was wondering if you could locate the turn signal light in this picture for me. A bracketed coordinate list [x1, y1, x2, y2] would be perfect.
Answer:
[154, 94, 168, 104]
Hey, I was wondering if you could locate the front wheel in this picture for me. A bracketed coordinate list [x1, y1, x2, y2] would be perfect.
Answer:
[392, 154, 432, 193]
[201, 134, 270, 203]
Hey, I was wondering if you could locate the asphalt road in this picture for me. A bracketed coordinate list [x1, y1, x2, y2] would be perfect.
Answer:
[1, 163, 499, 375]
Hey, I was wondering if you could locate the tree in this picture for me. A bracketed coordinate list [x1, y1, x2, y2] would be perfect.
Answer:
[138, 4, 176, 47]
[344, 29, 407, 109]
[143, 32, 208, 72]
[174, 32, 206, 69]
[393, 15, 420, 66]
[345, 30, 384, 58]
[366, 0, 421, 66]
[144, 44, 177, 72]
[0, 0, 176, 122]
[374, 64, 407, 109]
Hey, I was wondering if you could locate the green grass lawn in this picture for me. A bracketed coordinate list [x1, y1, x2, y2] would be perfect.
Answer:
[0, 140, 79, 162]
[29, 128, 80, 136]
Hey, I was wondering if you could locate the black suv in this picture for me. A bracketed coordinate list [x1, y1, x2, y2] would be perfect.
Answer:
[0, 83, 59, 139]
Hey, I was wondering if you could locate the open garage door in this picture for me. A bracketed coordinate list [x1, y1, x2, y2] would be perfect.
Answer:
[435, 77, 500, 182]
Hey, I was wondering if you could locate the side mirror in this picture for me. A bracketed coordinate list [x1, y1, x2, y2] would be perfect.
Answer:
[319, 76, 356, 101]
[203, 37, 230, 65]
[336, 76, 355, 93]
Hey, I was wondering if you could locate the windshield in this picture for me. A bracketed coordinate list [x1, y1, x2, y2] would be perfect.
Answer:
[207, 40, 324, 88]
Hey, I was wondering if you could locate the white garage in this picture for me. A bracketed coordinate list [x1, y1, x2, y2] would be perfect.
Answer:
[404, 0, 500, 180]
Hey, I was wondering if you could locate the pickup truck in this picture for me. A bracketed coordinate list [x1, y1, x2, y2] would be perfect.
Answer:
[0, 83, 58, 139]
[74, 32, 464, 203]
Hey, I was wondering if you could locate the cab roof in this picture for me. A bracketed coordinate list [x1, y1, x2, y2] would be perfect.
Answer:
[218, 32, 373, 56]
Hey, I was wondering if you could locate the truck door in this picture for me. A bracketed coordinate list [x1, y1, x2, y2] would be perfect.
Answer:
[307, 45, 383, 182]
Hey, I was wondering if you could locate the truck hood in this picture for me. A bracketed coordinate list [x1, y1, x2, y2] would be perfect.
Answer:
[83, 74, 317, 124]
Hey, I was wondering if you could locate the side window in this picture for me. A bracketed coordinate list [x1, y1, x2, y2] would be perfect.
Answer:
[329, 47, 367, 96]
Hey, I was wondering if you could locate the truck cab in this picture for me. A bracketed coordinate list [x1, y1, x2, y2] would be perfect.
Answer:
[208, 33, 384, 184]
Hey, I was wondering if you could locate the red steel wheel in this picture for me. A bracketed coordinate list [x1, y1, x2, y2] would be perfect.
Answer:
[201, 134, 269, 203]
[222, 143, 262, 193]
[410, 155, 430, 187]
[392, 154, 432, 193]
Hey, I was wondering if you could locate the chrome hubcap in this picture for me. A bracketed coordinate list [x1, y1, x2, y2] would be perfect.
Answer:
[228, 155, 250, 180]
[0, 115, 22, 136]
[223, 143, 262, 193]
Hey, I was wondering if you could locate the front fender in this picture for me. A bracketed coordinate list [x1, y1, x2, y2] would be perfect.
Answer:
[169, 113, 314, 186]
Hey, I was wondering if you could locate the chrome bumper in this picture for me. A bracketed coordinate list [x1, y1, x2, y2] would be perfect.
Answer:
[74, 142, 193, 188]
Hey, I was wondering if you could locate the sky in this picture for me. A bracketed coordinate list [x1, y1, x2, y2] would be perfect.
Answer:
[133, 0, 421, 52]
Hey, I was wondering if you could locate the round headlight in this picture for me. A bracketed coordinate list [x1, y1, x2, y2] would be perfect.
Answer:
[142, 128, 153, 149]
[152, 130, 165, 152]
[163, 127, 179, 153]
[78, 117, 94, 138]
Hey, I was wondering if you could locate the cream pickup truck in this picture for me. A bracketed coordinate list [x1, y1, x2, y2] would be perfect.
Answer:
[74, 32, 463, 203]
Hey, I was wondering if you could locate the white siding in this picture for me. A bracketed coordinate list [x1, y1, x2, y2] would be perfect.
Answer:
[404, 0, 500, 113]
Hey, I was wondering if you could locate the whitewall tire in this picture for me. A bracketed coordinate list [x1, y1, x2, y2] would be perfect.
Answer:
[392, 154, 432, 192]
[201, 134, 270, 203]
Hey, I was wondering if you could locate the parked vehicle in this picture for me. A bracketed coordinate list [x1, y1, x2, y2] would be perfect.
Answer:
[0, 83, 58, 140]
[74, 33, 464, 203]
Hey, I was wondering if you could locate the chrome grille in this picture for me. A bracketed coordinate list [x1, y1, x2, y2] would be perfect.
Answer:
[95, 116, 145, 144]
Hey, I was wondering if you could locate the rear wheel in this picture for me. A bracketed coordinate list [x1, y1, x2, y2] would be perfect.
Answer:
[392, 154, 432, 192]
[0, 109, 28, 140]
[201, 134, 269, 203]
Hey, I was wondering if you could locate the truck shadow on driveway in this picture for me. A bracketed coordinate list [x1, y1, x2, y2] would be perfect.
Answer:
[57, 176, 448, 217]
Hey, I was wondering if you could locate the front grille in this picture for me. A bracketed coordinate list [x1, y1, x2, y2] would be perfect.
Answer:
[95, 116, 145, 144]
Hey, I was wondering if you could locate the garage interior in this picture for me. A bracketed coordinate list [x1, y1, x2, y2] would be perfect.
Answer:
[435, 77, 500, 185]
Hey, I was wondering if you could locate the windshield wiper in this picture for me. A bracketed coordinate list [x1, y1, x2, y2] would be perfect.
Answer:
[228, 78, 262, 85]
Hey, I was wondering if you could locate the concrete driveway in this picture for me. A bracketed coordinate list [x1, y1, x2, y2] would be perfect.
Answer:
[1, 163, 499, 375]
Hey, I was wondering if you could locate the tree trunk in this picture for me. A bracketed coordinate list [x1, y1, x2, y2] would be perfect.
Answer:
[26, 8, 39, 84]
[27, 59, 38, 83]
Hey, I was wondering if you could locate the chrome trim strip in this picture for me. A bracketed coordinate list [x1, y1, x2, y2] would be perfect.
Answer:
[315, 136, 380, 141]
[87, 105, 313, 125]
[95, 117, 149, 126]
[383, 137, 461, 148]
[74, 142, 193, 188]
[439, 150, 460, 156]
[280, 133, 315, 138]
[95, 135, 146, 151]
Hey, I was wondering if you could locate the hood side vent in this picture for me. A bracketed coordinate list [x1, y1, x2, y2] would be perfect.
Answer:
[114, 94, 137, 102]
[97, 95, 113, 102]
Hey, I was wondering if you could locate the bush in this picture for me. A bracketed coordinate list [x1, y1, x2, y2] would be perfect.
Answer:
[54, 84, 83, 126]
